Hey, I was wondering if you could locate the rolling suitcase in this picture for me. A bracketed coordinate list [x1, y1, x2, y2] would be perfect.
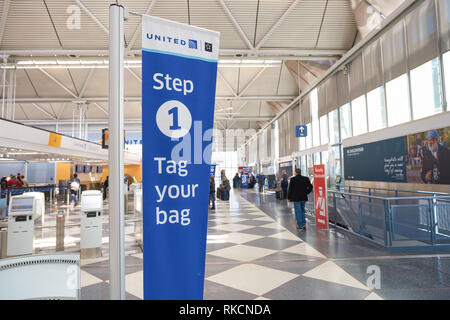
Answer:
[275, 188, 283, 200]
[221, 189, 230, 201]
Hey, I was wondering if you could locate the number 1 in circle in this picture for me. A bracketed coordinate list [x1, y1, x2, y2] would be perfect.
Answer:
[169, 107, 181, 130]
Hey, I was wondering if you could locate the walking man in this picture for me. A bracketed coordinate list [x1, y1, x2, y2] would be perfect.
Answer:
[280, 170, 289, 199]
[287, 169, 313, 230]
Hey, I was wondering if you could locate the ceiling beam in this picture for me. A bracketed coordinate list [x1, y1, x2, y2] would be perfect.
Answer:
[0, 0, 10, 45]
[79, 68, 95, 97]
[127, 0, 158, 51]
[256, 0, 301, 50]
[238, 67, 267, 97]
[0, 48, 346, 57]
[57, 102, 67, 120]
[12, 96, 296, 103]
[31, 103, 56, 120]
[72, 0, 108, 34]
[18, 117, 266, 126]
[93, 102, 108, 116]
[217, 70, 237, 97]
[126, 67, 142, 82]
[218, 0, 254, 50]
[38, 68, 78, 98]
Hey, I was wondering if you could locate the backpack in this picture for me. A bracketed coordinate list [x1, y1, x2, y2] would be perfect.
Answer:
[70, 181, 80, 191]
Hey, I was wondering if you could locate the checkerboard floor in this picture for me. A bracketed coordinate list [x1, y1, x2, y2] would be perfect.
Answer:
[76, 190, 450, 300]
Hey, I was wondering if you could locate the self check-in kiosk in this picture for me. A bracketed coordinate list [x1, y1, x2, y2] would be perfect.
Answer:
[22, 192, 45, 220]
[7, 195, 36, 256]
[80, 190, 102, 258]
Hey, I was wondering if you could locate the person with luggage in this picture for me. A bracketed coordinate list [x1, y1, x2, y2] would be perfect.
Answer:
[233, 173, 241, 188]
[279, 170, 289, 199]
[258, 173, 265, 193]
[220, 176, 231, 201]
[209, 176, 216, 210]
[248, 173, 256, 189]
[70, 173, 81, 207]
[287, 168, 313, 230]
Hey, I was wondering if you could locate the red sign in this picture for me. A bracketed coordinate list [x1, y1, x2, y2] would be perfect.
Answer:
[313, 165, 328, 229]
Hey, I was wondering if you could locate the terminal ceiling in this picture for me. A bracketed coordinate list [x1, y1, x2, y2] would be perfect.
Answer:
[0, 0, 404, 136]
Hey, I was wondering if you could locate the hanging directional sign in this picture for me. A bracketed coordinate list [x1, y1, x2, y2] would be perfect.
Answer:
[296, 125, 307, 137]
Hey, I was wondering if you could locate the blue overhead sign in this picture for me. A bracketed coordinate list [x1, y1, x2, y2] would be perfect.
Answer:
[296, 125, 307, 137]
[141, 15, 220, 300]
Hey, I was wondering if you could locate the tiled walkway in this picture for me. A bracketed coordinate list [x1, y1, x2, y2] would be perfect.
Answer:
[76, 189, 450, 299]
[203, 190, 380, 300]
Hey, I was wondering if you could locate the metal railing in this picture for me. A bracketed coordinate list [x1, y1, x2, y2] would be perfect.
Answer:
[320, 188, 450, 250]
[301, 186, 450, 250]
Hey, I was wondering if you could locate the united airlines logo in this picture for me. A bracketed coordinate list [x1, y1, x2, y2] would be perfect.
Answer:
[146, 33, 212, 52]
[188, 39, 198, 49]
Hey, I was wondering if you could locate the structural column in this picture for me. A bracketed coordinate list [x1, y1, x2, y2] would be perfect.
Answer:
[108, 4, 126, 300]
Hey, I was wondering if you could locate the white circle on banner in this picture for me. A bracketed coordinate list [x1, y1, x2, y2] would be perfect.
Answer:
[156, 100, 192, 139]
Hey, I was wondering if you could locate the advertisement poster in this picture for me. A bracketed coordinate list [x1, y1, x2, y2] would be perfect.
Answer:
[344, 137, 407, 183]
[343, 127, 450, 185]
[141, 15, 219, 299]
[406, 126, 450, 185]
[313, 165, 328, 229]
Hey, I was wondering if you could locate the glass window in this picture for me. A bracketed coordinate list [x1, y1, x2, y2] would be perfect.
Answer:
[312, 121, 320, 147]
[443, 51, 450, 106]
[300, 156, 307, 177]
[367, 86, 387, 132]
[339, 103, 352, 140]
[310, 89, 320, 147]
[306, 123, 312, 149]
[307, 154, 314, 179]
[351, 96, 368, 136]
[274, 120, 280, 159]
[328, 109, 340, 145]
[329, 146, 341, 186]
[299, 135, 306, 151]
[320, 114, 328, 145]
[386, 74, 410, 127]
[410, 58, 442, 120]
[313, 153, 321, 165]
[321, 151, 329, 178]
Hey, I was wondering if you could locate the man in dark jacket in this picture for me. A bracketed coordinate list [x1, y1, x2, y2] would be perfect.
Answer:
[257, 174, 265, 192]
[288, 168, 313, 230]
[210, 176, 216, 210]
[280, 170, 289, 199]
[233, 173, 241, 188]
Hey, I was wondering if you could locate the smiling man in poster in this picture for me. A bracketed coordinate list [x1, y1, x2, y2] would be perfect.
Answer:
[421, 130, 450, 185]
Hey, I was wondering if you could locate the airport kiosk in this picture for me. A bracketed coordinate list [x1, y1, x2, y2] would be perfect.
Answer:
[22, 192, 45, 221]
[80, 190, 103, 258]
[7, 195, 36, 257]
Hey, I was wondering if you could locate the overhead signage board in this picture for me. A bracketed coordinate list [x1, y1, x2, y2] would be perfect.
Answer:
[141, 15, 219, 300]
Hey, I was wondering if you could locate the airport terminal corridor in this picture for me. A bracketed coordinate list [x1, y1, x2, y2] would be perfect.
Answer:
[1, 0, 450, 303]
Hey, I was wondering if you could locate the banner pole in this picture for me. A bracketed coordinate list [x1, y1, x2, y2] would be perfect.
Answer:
[108, 3, 125, 300]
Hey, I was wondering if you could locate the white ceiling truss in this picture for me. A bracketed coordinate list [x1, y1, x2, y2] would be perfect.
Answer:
[0, 0, 403, 132]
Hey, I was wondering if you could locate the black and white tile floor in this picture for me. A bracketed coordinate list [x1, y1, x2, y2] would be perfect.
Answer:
[202, 194, 380, 300]
[61, 190, 450, 300]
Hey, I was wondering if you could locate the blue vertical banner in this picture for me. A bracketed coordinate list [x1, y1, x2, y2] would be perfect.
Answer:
[141, 15, 220, 299]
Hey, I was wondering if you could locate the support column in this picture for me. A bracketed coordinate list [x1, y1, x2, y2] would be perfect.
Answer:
[1, 55, 7, 118]
[109, 4, 126, 301]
